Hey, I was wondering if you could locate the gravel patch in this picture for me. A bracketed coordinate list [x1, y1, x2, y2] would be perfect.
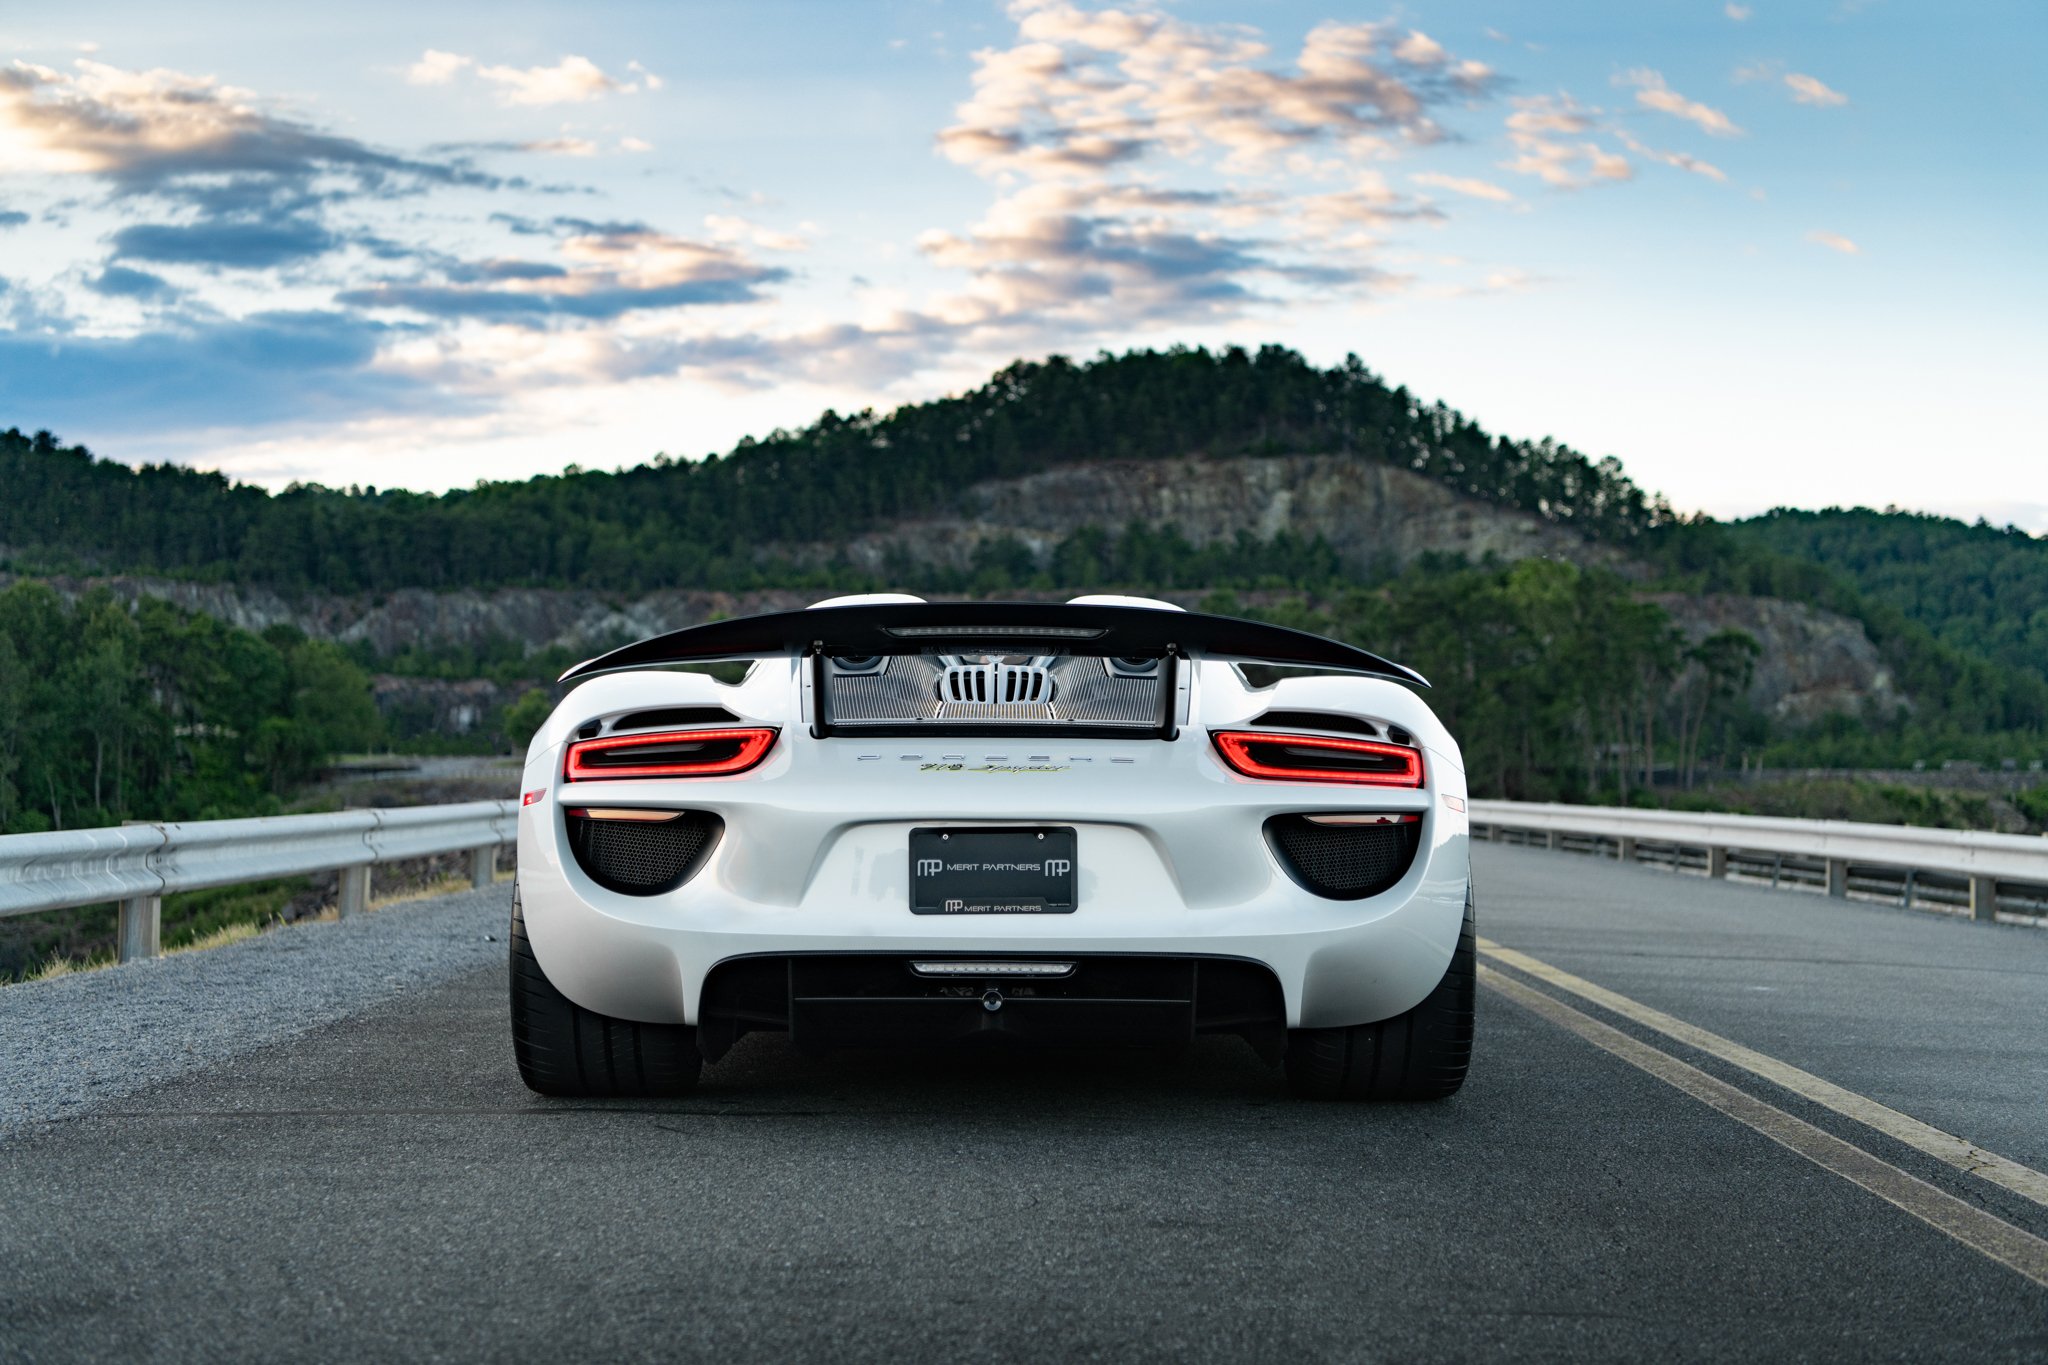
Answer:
[0, 884, 513, 1136]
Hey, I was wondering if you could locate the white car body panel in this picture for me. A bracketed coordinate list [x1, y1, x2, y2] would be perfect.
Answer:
[516, 637, 1472, 1033]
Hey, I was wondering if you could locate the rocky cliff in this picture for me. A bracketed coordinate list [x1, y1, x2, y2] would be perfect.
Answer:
[782, 454, 1623, 576]
[1654, 593, 1907, 724]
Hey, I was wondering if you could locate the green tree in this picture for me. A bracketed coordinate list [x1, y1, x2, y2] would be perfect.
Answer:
[504, 689, 555, 751]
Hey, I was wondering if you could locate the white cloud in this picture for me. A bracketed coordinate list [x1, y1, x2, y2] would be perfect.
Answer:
[705, 214, 810, 253]
[1736, 61, 1849, 107]
[1500, 94, 1633, 189]
[1410, 171, 1516, 202]
[1618, 69, 1742, 137]
[1806, 230, 1859, 254]
[1784, 72, 1849, 106]
[619, 135, 653, 153]
[523, 137, 599, 156]
[1614, 130, 1728, 181]
[407, 50, 471, 85]
[1724, 4, 1752, 20]
[408, 52, 639, 106]
[939, 8, 1501, 179]
[475, 55, 621, 106]
[1393, 31, 1447, 66]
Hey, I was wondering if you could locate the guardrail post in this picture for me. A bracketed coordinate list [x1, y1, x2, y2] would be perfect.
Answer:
[1826, 858, 1849, 899]
[1970, 875, 1998, 922]
[337, 864, 370, 919]
[116, 893, 161, 962]
[1707, 846, 1729, 879]
[1617, 836, 1637, 864]
[1541, 830, 1556, 851]
[116, 820, 162, 963]
[468, 845, 495, 890]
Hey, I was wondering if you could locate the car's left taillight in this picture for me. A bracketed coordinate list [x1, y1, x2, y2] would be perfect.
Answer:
[564, 727, 778, 782]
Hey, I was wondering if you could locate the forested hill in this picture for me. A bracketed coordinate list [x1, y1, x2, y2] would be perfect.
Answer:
[1729, 509, 2048, 683]
[4, 342, 2042, 724]
[1, 345, 1667, 593]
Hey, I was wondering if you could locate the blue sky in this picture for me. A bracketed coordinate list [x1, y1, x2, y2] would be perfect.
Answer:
[1, 0, 2041, 528]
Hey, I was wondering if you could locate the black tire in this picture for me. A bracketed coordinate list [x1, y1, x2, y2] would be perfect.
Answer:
[1284, 890, 1474, 1101]
[509, 886, 702, 1097]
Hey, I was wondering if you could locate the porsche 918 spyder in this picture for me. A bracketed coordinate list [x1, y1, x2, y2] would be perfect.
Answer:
[510, 594, 1473, 1101]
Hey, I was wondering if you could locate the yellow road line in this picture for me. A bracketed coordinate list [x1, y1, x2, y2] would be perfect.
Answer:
[1477, 937, 2048, 1211]
[1479, 965, 2048, 1291]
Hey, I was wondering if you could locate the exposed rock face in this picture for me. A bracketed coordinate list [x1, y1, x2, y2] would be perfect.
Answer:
[1655, 593, 1907, 724]
[1, 573, 820, 660]
[788, 455, 1623, 576]
[372, 675, 519, 737]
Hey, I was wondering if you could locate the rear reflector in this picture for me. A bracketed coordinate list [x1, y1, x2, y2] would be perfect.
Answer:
[564, 727, 777, 782]
[1211, 731, 1424, 787]
[566, 807, 691, 822]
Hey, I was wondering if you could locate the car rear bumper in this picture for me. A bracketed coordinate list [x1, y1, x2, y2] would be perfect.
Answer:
[516, 796, 1471, 1032]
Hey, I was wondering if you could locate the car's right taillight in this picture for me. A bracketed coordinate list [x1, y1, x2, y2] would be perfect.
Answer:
[1211, 730, 1424, 787]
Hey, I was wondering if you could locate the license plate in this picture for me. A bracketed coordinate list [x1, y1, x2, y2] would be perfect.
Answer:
[909, 826, 1076, 914]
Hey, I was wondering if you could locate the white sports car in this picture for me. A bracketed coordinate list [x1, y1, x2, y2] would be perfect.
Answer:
[511, 595, 1473, 1101]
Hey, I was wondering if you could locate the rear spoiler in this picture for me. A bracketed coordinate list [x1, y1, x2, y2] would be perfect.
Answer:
[559, 601, 1428, 688]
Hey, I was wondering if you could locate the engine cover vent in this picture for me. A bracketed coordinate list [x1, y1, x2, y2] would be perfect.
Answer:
[823, 654, 1165, 729]
[940, 659, 1054, 705]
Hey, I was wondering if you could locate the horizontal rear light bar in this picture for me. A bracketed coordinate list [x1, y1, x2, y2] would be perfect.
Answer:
[909, 961, 1077, 978]
[1211, 730, 1424, 787]
[565, 727, 777, 782]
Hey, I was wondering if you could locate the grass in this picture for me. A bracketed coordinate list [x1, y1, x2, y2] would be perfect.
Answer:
[169, 921, 263, 955]
[29, 949, 113, 982]
[370, 874, 477, 910]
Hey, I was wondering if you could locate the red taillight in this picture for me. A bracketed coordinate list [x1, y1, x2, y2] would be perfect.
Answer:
[1211, 730, 1424, 787]
[564, 727, 778, 782]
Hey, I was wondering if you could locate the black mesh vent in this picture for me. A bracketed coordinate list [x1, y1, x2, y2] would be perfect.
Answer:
[610, 706, 739, 731]
[1266, 816, 1421, 901]
[1249, 710, 1379, 738]
[567, 811, 722, 895]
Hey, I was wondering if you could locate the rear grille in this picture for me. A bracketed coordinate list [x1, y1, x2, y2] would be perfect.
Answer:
[1265, 816, 1421, 900]
[566, 811, 721, 895]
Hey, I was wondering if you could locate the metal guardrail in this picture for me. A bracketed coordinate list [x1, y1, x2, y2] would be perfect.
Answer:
[0, 800, 518, 963]
[1470, 800, 2048, 925]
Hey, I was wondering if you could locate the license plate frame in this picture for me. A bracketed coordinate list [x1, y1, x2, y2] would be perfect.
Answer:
[908, 826, 1077, 914]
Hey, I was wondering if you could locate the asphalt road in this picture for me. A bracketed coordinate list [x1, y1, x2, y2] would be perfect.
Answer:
[4, 844, 2047, 1363]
